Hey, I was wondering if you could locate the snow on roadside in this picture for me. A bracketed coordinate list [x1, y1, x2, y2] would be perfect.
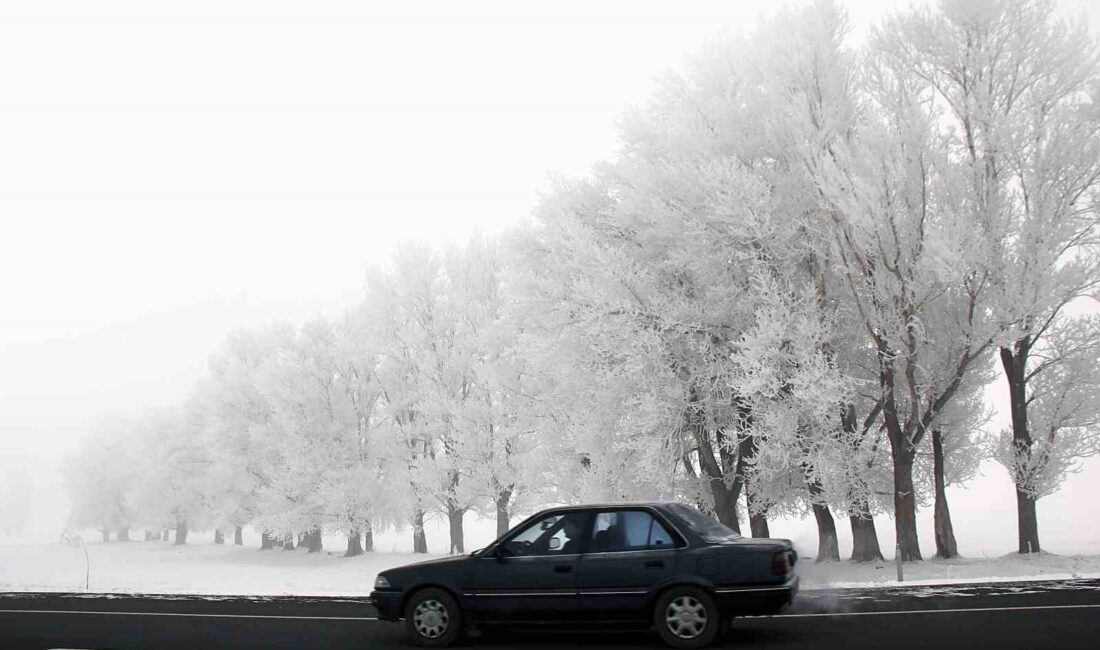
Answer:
[0, 541, 443, 597]
[797, 551, 1100, 589]
[2, 540, 1099, 596]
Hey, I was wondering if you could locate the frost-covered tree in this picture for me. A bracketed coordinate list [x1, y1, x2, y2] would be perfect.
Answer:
[443, 236, 553, 537]
[365, 244, 499, 554]
[131, 405, 214, 545]
[876, 0, 1100, 554]
[732, 0, 893, 561]
[331, 308, 399, 555]
[365, 252, 445, 553]
[993, 316, 1100, 548]
[202, 324, 296, 549]
[514, 8, 855, 541]
[366, 238, 524, 554]
[249, 318, 350, 552]
[800, 6, 1006, 561]
[63, 422, 141, 542]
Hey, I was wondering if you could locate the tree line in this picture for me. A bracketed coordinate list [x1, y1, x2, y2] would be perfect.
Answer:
[65, 0, 1100, 561]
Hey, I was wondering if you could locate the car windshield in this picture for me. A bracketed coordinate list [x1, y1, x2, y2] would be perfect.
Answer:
[666, 504, 742, 542]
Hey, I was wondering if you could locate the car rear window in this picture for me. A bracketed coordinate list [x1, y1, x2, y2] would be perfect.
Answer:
[665, 503, 741, 542]
[591, 510, 678, 551]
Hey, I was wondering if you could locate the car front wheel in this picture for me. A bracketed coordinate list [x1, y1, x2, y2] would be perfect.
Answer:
[403, 587, 463, 647]
[654, 586, 721, 649]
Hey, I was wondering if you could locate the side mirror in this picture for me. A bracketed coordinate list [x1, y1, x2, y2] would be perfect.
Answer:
[492, 545, 509, 562]
[548, 537, 561, 550]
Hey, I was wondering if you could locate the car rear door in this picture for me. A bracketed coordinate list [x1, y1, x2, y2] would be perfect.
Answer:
[576, 508, 682, 622]
[471, 511, 589, 622]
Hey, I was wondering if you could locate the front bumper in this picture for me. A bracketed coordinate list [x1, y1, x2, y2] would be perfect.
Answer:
[370, 590, 404, 621]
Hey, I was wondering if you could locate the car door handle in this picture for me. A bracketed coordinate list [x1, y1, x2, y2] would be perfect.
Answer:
[645, 561, 665, 569]
[554, 564, 573, 574]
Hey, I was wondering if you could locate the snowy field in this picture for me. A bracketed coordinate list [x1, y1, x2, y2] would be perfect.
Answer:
[3, 536, 1099, 596]
[4, 459, 1098, 596]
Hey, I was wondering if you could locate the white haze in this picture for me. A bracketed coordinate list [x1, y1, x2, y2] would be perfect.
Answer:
[2, 0, 1099, 554]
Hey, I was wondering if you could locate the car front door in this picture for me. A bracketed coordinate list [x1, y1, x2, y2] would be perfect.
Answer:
[577, 508, 681, 622]
[471, 511, 590, 622]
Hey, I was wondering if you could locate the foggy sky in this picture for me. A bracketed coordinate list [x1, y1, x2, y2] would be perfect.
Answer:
[2, 0, 1099, 544]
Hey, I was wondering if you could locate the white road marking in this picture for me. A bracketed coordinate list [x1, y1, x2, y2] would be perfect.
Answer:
[0, 610, 379, 621]
[766, 603, 1100, 618]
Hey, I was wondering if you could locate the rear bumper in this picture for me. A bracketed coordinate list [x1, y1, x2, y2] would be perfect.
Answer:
[370, 591, 404, 621]
[714, 575, 798, 616]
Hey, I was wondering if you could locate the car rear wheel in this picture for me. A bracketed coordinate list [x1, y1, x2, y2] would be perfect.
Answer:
[654, 586, 720, 649]
[404, 587, 463, 647]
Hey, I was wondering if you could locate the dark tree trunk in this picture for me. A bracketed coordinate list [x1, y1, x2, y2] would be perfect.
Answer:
[878, 337, 922, 562]
[214, 529, 225, 545]
[840, 402, 885, 562]
[144, 529, 154, 541]
[809, 502, 839, 561]
[686, 389, 741, 533]
[297, 532, 306, 546]
[742, 432, 768, 539]
[282, 535, 295, 550]
[849, 502, 884, 562]
[260, 532, 276, 550]
[1001, 345, 1041, 554]
[747, 503, 770, 539]
[731, 427, 762, 536]
[101, 527, 110, 543]
[447, 507, 465, 554]
[234, 526, 244, 545]
[364, 520, 374, 552]
[680, 452, 710, 513]
[495, 486, 513, 538]
[174, 520, 188, 546]
[932, 429, 959, 559]
[305, 528, 323, 553]
[1016, 488, 1040, 553]
[890, 451, 921, 561]
[162, 529, 169, 541]
[806, 476, 840, 562]
[346, 530, 364, 557]
[709, 478, 741, 533]
[117, 527, 129, 541]
[412, 510, 428, 553]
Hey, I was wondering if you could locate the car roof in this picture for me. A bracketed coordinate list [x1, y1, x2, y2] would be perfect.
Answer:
[535, 501, 683, 513]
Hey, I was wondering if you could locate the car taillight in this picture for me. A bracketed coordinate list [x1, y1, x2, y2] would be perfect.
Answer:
[771, 551, 791, 576]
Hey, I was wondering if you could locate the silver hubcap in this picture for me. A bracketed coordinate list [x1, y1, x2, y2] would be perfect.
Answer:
[665, 595, 708, 639]
[413, 599, 449, 638]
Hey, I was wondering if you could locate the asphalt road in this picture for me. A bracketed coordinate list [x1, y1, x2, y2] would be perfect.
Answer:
[2, 578, 1098, 650]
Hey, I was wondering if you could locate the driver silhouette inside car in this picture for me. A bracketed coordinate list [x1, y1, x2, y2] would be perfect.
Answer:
[557, 516, 584, 554]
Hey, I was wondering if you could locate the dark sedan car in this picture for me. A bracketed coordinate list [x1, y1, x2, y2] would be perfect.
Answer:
[371, 502, 798, 648]
[374, 503, 796, 650]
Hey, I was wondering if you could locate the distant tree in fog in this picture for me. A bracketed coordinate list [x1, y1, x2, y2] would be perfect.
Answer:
[63, 423, 140, 542]
[201, 323, 297, 549]
[0, 457, 31, 537]
[130, 405, 215, 545]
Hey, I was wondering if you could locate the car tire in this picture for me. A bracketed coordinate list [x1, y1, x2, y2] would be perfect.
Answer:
[404, 587, 463, 648]
[653, 586, 721, 649]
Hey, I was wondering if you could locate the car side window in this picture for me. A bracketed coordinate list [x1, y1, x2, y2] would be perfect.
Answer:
[501, 512, 587, 557]
[648, 517, 675, 548]
[591, 510, 676, 552]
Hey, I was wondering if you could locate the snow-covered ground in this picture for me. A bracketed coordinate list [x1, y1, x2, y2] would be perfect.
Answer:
[2, 536, 1098, 596]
